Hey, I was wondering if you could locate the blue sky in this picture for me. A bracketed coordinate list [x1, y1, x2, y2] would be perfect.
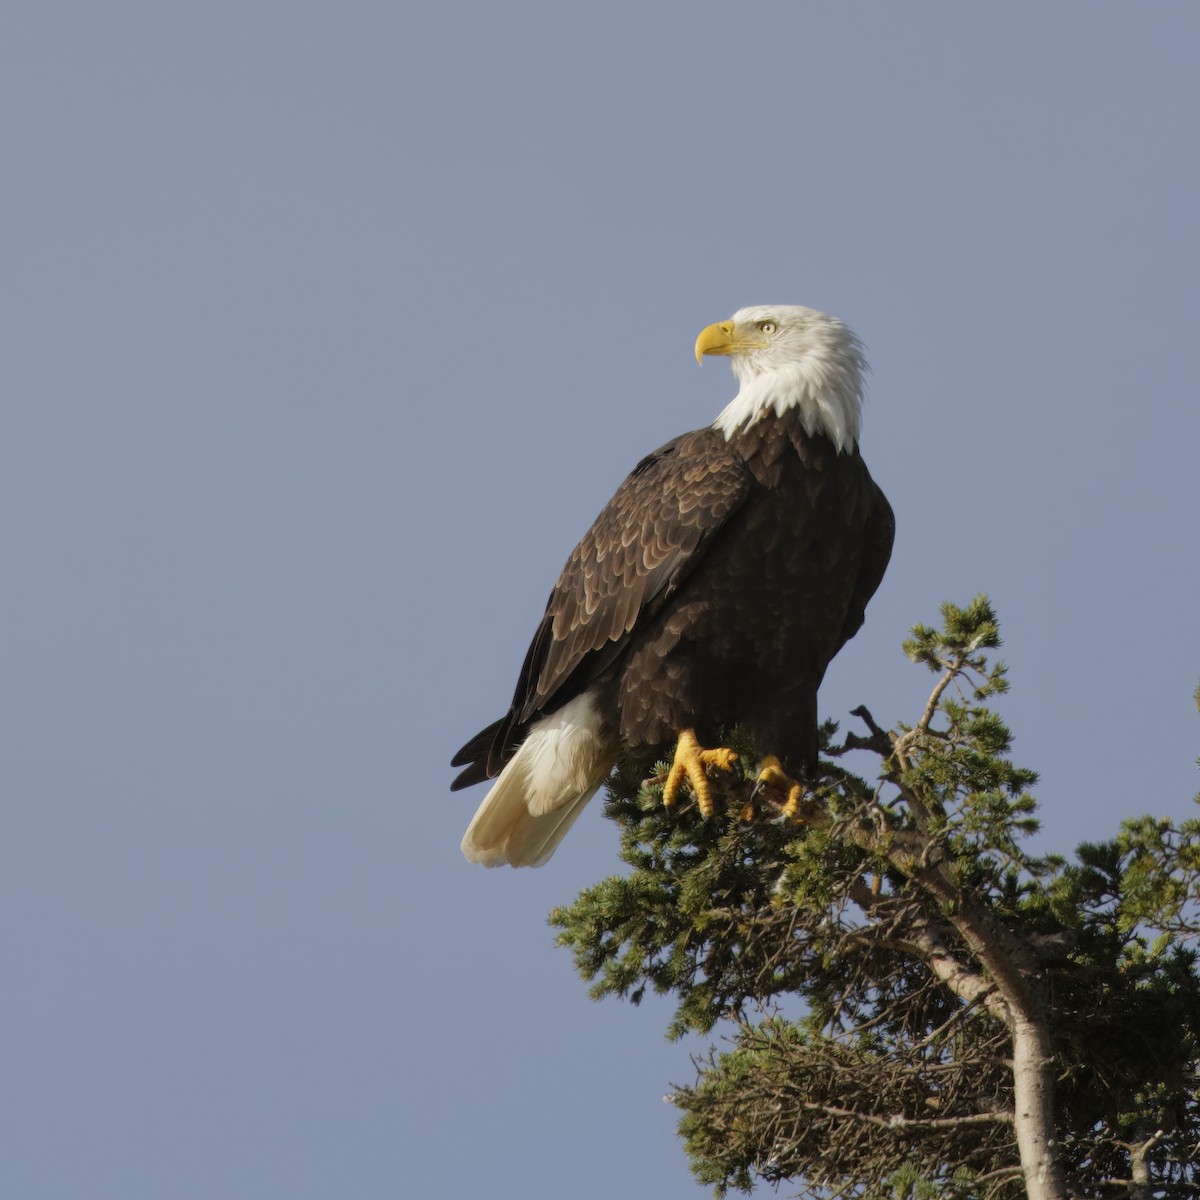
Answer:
[3, 4, 1198, 1196]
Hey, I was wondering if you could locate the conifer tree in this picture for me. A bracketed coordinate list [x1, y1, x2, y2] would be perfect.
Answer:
[552, 598, 1200, 1199]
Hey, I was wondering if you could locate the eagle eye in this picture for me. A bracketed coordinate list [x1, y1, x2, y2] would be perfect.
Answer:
[758, 321, 777, 334]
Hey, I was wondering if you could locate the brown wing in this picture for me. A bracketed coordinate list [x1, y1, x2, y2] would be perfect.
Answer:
[450, 428, 751, 787]
[834, 472, 895, 653]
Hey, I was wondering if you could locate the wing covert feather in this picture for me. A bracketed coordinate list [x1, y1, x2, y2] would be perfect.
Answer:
[516, 429, 750, 721]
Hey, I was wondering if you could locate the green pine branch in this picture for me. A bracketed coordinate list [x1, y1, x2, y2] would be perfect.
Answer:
[550, 597, 1200, 1199]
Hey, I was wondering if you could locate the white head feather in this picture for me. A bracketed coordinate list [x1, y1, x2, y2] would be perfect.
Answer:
[707, 305, 867, 453]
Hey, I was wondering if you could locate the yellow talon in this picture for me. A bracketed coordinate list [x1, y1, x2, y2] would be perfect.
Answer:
[754, 755, 806, 819]
[661, 729, 739, 817]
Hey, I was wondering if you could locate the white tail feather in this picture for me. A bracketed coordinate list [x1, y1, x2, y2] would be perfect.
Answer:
[460, 692, 612, 868]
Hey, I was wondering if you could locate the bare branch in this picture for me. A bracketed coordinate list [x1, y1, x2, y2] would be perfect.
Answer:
[792, 1100, 1012, 1131]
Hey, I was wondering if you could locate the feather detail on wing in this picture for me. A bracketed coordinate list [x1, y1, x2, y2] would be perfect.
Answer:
[518, 428, 751, 720]
[452, 428, 752, 784]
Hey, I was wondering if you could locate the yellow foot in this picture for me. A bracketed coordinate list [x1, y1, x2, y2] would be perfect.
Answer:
[661, 729, 740, 817]
[752, 755, 807, 819]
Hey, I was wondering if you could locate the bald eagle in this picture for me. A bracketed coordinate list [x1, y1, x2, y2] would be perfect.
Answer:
[452, 306, 894, 867]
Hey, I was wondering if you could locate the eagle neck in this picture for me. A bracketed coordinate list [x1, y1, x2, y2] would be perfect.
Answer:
[723, 406, 843, 476]
[711, 360, 863, 454]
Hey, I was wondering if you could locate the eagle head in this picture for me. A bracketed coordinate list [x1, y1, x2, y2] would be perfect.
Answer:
[697, 305, 867, 453]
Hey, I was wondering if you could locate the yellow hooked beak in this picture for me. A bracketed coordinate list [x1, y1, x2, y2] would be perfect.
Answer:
[694, 321, 737, 364]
